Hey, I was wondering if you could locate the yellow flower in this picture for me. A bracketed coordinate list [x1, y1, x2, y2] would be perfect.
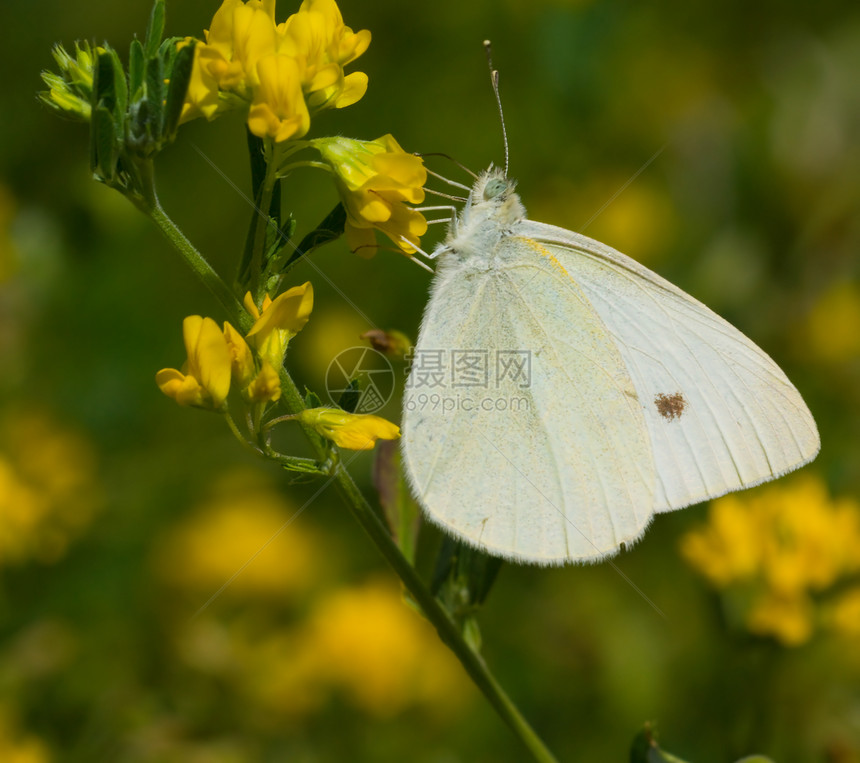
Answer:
[39, 42, 98, 121]
[244, 282, 313, 369]
[156, 316, 233, 410]
[246, 53, 311, 141]
[298, 408, 400, 450]
[179, 40, 221, 123]
[223, 320, 256, 388]
[313, 135, 428, 254]
[202, 0, 278, 92]
[278, 0, 371, 111]
[223, 321, 281, 402]
[245, 360, 282, 402]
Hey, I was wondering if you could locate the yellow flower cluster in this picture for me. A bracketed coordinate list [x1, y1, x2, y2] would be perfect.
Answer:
[0, 412, 101, 567]
[182, 0, 370, 143]
[314, 134, 428, 254]
[680, 474, 860, 646]
[156, 282, 313, 409]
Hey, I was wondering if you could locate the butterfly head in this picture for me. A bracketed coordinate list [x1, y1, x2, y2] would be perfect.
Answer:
[463, 167, 525, 229]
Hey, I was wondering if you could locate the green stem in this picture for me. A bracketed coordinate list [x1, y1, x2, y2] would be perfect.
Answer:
[223, 410, 262, 456]
[148, 202, 244, 318]
[279, 160, 332, 173]
[135, 162, 244, 320]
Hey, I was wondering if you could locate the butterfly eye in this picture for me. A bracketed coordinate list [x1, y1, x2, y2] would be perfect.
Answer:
[483, 178, 507, 200]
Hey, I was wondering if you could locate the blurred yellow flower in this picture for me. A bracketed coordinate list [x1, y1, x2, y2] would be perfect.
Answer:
[156, 316, 233, 410]
[313, 134, 428, 254]
[298, 407, 400, 450]
[0, 703, 51, 763]
[180, 579, 471, 723]
[0, 184, 19, 282]
[0, 412, 100, 567]
[830, 588, 860, 639]
[244, 281, 313, 369]
[305, 578, 470, 717]
[681, 474, 860, 646]
[155, 469, 320, 598]
[804, 280, 860, 363]
[747, 593, 814, 646]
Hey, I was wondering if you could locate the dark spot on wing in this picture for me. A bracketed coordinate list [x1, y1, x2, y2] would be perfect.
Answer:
[654, 392, 686, 421]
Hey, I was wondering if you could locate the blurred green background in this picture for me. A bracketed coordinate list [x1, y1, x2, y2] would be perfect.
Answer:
[2, 0, 860, 760]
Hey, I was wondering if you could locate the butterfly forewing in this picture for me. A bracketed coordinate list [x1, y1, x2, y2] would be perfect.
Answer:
[402, 236, 656, 563]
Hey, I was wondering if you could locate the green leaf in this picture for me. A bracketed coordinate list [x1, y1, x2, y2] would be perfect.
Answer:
[734, 758, 775, 763]
[430, 539, 503, 646]
[247, 129, 268, 206]
[372, 440, 421, 564]
[304, 389, 323, 409]
[630, 725, 691, 763]
[286, 203, 347, 267]
[144, 55, 164, 135]
[94, 47, 125, 118]
[337, 378, 361, 414]
[277, 456, 328, 477]
[91, 105, 118, 182]
[105, 46, 128, 118]
[158, 36, 180, 66]
[129, 39, 145, 98]
[144, 0, 166, 59]
[263, 210, 293, 262]
[163, 40, 195, 140]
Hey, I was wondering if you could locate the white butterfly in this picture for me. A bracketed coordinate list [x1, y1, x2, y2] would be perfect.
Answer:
[401, 168, 820, 565]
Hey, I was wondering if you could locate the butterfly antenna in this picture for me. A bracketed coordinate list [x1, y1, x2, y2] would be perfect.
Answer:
[484, 40, 510, 177]
[415, 152, 479, 181]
